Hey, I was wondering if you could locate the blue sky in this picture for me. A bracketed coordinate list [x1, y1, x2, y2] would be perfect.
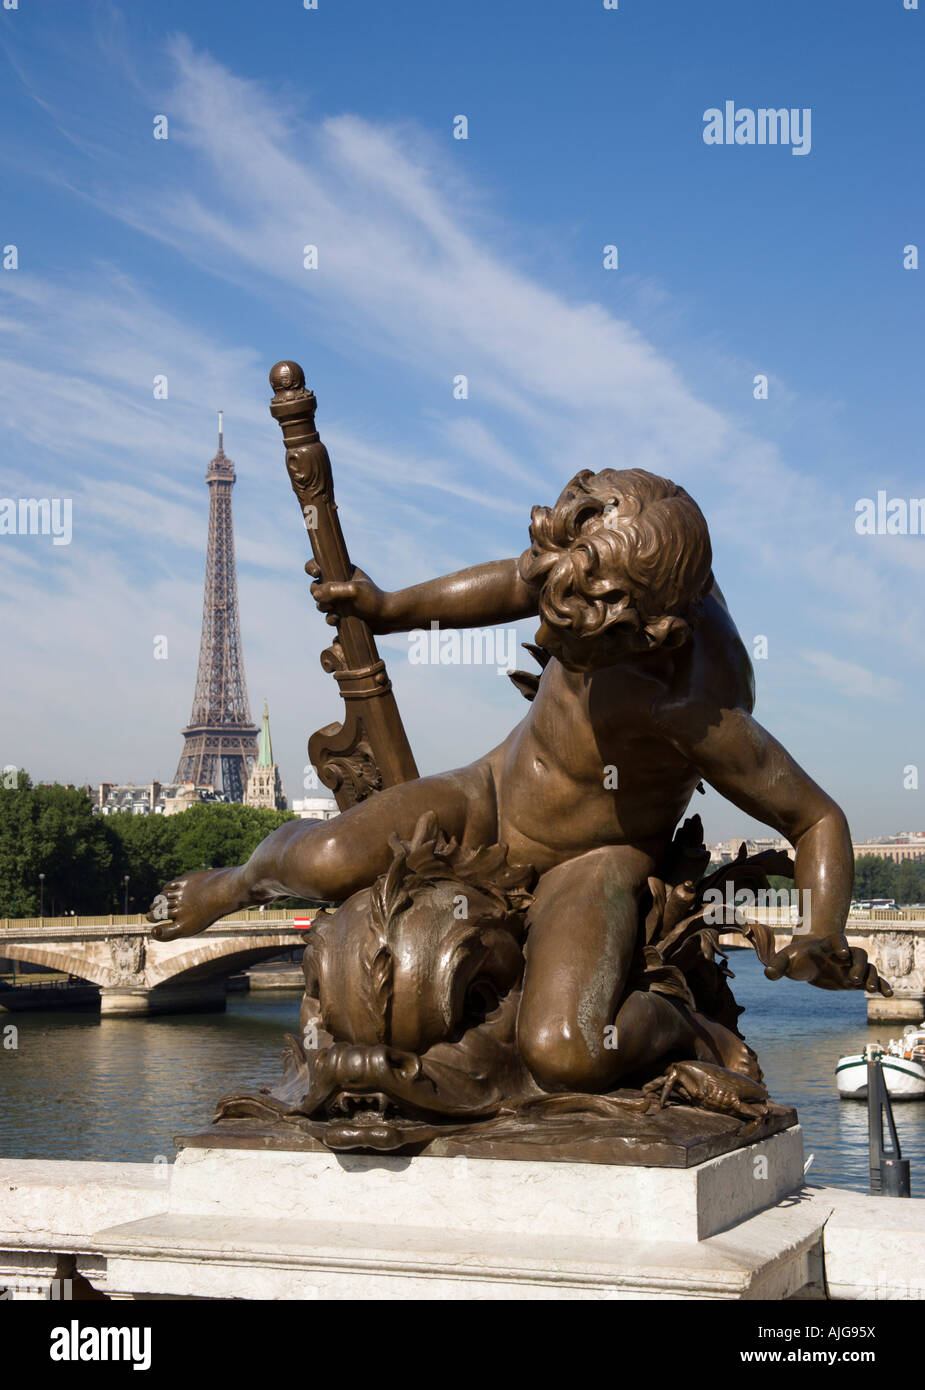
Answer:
[0, 0, 922, 842]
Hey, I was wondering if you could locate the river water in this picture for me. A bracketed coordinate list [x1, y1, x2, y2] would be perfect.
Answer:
[2, 950, 924, 1192]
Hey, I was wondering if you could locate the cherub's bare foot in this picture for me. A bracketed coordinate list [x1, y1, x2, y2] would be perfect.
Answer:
[147, 868, 246, 942]
[690, 1012, 761, 1081]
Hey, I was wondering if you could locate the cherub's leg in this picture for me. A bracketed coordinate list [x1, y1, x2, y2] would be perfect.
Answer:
[517, 846, 755, 1092]
[148, 759, 498, 941]
[516, 845, 656, 1092]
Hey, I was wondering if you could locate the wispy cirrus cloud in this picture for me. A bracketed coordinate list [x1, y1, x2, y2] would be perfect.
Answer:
[801, 650, 903, 704]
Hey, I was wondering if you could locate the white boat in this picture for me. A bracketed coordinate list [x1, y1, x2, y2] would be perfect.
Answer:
[836, 1028, 925, 1100]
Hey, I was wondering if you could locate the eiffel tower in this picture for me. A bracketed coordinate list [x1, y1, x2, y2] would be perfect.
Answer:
[174, 413, 258, 801]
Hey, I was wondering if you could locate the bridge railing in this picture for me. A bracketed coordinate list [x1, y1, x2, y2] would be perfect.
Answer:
[0, 907, 324, 931]
[852, 908, 925, 922]
[748, 907, 924, 924]
[1, 905, 920, 932]
[0, 975, 94, 990]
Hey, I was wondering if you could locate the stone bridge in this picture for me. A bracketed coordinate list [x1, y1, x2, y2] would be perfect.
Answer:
[2, 908, 922, 1022]
[722, 911, 925, 1023]
[0, 910, 316, 1015]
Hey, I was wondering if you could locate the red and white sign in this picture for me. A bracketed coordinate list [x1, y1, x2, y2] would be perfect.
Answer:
[293, 916, 315, 931]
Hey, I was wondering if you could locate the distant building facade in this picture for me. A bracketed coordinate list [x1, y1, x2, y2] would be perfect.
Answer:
[291, 795, 339, 822]
[706, 831, 925, 868]
[162, 784, 229, 816]
[852, 834, 925, 865]
[707, 836, 789, 865]
[93, 782, 227, 816]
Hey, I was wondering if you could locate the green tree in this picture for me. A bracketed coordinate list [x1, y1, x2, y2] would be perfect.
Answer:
[896, 859, 925, 905]
[105, 811, 183, 912]
[170, 803, 295, 877]
[0, 781, 299, 918]
[853, 854, 898, 901]
[766, 874, 794, 893]
[0, 773, 115, 917]
[107, 804, 297, 912]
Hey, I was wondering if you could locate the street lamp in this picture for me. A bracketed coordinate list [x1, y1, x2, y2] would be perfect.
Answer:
[123, 874, 130, 916]
[38, 872, 45, 919]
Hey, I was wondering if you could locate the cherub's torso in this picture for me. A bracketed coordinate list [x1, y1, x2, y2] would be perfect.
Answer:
[490, 592, 755, 873]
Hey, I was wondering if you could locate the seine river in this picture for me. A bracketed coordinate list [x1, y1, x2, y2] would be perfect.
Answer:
[3, 950, 925, 1193]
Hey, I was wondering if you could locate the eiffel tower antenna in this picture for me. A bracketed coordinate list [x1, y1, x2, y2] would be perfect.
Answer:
[174, 414, 258, 800]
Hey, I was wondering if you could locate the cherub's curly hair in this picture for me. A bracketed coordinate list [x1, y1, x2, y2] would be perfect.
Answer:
[518, 469, 714, 651]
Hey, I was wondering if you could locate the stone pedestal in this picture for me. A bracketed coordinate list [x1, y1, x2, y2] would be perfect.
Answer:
[0, 1129, 823, 1300]
[3, 1140, 925, 1300]
[172, 1130, 806, 1244]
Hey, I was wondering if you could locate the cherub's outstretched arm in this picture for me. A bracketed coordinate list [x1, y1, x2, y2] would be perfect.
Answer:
[309, 557, 537, 634]
[668, 705, 889, 996]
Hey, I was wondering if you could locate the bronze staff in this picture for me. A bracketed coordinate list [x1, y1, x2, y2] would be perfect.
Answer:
[268, 360, 419, 809]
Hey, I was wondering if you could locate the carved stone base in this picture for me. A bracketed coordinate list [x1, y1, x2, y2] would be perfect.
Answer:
[10, 1149, 925, 1300]
[168, 1127, 805, 1248]
[180, 1093, 797, 1169]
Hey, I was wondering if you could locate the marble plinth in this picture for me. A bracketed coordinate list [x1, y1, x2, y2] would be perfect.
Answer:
[6, 1138, 921, 1301]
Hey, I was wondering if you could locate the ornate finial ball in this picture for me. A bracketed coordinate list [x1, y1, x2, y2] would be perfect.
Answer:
[269, 360, 305, 392]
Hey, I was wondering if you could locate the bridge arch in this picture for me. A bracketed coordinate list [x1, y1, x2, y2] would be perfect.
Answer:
[0, 942, 107, 987]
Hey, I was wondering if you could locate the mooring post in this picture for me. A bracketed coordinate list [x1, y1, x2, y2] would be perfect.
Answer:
[867, 1046, 911, 1197]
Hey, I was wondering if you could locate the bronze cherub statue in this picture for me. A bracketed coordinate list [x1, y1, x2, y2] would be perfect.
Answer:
[150, 363, 889, 1159]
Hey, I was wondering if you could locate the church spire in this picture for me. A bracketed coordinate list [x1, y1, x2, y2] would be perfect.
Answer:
[257, 699, 274, 768]
[244, 698, 286, 810]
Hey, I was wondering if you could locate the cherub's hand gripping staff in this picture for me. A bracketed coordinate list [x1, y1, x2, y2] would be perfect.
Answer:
[269, 361, 419, 809]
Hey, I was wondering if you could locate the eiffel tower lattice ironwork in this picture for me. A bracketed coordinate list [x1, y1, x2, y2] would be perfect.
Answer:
[174, 413, 258, 801]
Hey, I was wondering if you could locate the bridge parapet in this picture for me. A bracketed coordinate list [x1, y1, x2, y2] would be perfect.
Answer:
[0, 913, 317, 1016]
[4, 907, 923, 1023]
[720, 913, 925, 1024]
[0, 906, 327, 931]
